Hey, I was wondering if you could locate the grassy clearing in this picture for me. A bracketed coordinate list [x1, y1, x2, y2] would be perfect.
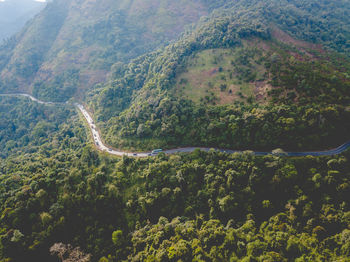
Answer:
[174, 47, 268, 105]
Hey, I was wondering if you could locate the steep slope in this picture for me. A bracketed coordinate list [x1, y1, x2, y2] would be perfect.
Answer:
[0, 1, 350, 262]
[87, 0, 350, 151]
[0, 0, 218, 101]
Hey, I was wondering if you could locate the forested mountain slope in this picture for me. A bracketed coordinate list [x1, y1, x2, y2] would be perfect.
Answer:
[0, 1, 350, 262]
[86, 0, 350, 152]
[1, 134, 350, 261]
[0, 0, 222, 101]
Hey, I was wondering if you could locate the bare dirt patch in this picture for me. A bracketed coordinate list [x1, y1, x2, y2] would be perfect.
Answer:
[217, 84, 240, 104]
[254, 81, 271, 102]
[205, 68, 219, 77]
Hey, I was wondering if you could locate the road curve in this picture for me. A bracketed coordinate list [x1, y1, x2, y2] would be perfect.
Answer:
[2, 93, 350, 157]
[76, 103, 151, 157]
[0, 93, 66, 105]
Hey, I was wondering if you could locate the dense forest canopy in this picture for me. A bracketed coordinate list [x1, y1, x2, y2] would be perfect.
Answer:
[0, 0, 349, 261]
[0, 131, 350, 261]
[86, 0, 350, 152]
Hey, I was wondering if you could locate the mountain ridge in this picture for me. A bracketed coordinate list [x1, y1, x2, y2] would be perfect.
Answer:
[0, 1, 350, 261]
[0, 0, 220, 101]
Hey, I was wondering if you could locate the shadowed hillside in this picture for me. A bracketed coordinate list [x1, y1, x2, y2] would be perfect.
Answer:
[86, 0, 350, 152]
[0, 1, 350, 261]
[0, 0, 219, 101]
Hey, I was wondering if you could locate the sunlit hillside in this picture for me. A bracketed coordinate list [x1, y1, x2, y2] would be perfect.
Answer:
[0, 1, 349, 261]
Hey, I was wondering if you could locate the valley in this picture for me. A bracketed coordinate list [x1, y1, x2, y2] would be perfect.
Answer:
[0, 0, 350, 261]
[2, 93, 350, 157]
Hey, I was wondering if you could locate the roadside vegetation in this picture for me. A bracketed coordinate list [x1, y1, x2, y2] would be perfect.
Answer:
[0, 96, 76, 158]
[0, 130, 349, 261]
[88, 19, 350, 151]
[0, 0, 350, 261]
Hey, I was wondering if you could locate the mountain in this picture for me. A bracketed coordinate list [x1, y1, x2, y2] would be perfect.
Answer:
[0, 1, 350, 262]
[0, 0, 222, 101]
[0, 0, 46, 42]
[2, 0, 349, 151]
[86, 0, 350, 152]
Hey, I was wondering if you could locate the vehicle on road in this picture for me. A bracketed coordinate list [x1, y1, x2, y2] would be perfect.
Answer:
[3, 93, 350, 158]
[133, 153, 137, 156]
[152, 149, 163, 154]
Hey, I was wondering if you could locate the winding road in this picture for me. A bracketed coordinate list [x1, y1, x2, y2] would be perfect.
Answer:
[2, 93, 350, 157]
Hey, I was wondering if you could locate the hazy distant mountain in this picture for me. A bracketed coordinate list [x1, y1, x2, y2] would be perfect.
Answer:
[0, 0, 218, 100]
[0, 1, 350, 262]
[0, 0, 46, 41]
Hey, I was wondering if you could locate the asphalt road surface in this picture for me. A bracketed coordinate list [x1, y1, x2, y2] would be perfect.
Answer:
[2, 93, 350, 157]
